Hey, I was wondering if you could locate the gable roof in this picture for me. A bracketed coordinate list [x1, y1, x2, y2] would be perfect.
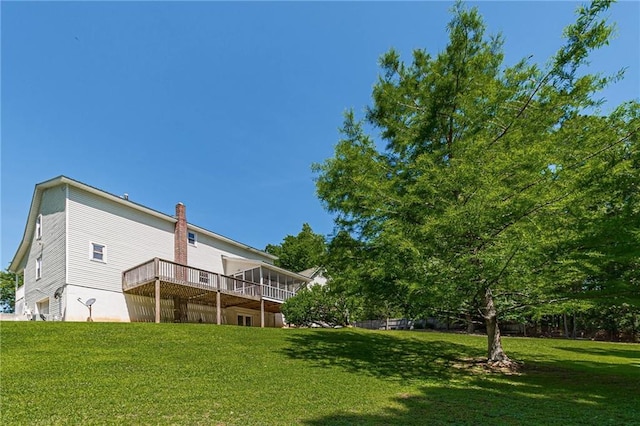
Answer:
[222, 256, 312, 283]
[9, 175, 277, 272]
[297, 266, 324, 279]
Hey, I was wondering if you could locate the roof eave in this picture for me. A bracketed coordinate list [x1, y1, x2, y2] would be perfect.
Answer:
[9, 175, 277, 271]
[8, 176, 64, 272]
[222, 256, 312, 282]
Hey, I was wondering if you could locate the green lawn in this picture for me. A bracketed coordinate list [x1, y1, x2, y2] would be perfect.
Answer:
[1, 323, 639, 425]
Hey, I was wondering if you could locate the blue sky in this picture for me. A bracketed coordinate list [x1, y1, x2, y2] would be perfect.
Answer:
[2, 1, 638, 268]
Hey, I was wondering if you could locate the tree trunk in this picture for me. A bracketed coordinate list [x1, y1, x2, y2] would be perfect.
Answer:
[484, 287, 511, 364]
[466, 313, 475, 334]
[563, 313, 569, 338]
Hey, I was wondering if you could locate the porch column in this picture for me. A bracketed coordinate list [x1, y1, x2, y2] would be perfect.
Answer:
[260, 298, 265, 328]
[216, 291, 221, 325]
[155, 279, 160, 323]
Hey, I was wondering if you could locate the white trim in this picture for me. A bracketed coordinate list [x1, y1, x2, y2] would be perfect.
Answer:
[36, 297, 50, 314]
[221, 256, 312, 282]
[35, 256, 42, 280]
[35, 214, 42, 240]
[90, 242, 107, 263]
[65, 184, 69, 284]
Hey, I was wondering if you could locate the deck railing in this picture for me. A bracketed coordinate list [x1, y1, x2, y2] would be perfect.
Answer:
[122, 258, 296, 302]
[156, 260, 220, 292]
[220, 275, 261, 298]
[262, 285, 296, 302]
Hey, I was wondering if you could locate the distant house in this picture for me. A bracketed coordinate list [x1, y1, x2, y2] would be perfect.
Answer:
[298, 267, 328, 287]
[9, 176, 310, 326]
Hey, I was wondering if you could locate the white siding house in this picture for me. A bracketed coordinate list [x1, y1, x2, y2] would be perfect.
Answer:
[298, 267, 328, 287]
[10, 176, 309, 326]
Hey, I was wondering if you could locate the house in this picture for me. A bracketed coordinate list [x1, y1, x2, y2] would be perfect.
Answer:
[9, 176, 310, 326]
[298, 267, 328, 287]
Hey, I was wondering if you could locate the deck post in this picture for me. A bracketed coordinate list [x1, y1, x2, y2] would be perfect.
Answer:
[216, 291, 221, 325]
[261, 298, 265, 328]
[155, 278, 160, 323]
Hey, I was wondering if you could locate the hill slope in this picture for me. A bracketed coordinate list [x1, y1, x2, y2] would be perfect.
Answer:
[1, 323, 639, 425]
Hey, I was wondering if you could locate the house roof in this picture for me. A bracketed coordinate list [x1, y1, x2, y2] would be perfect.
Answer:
[297, 266, 324, 279]
[9, 175, 277, 272]
[222, 256, 311, 282]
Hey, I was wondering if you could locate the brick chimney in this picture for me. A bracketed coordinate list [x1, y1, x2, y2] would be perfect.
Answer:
[174, 202, 189, 322]
[174, 202, 187, 265]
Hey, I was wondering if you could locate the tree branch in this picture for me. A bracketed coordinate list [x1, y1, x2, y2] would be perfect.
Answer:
[489, 75, 549, 147]
[489, 247, 519, 287]
[501, 126, 638, 204]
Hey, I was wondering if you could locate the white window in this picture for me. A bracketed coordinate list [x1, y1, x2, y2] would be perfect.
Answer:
[37, 298, 50, 318]
[90, 243, 106, 262]
[36, 256, 42, 280]
[188, 231, 197, 246]
[36, 214, 42, 240]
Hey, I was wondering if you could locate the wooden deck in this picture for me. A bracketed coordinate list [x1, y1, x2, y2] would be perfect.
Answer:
[122, 258, 296, 324]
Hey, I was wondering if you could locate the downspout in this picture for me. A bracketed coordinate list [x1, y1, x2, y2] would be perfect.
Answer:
[14, 273, 19, 315]
[64, 183, 69, 321]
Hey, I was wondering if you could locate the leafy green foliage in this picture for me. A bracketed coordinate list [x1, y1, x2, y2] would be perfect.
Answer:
[2, 323, 639, 425]
[314, 1, 638, 360]
[0, 269, 18, 313]
[582, 303, 640, 340]
[265, 223, 327, 272]
[281, 285, 348, 327]
[324, 231, 412, 322]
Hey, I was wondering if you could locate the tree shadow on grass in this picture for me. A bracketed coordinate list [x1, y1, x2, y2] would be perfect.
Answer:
[302, 373, 640, 426]
[551, 345, 640, 360]
[282, 330, 640, 425]
[281, 329, 485, 383]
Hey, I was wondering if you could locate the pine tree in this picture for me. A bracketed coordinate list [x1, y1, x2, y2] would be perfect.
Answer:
[315, 0, 638, 365]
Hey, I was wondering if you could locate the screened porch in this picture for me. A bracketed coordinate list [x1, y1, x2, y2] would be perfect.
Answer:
[222, 256, 310, 301]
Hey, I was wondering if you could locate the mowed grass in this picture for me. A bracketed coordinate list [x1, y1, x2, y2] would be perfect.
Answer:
[1, 323, 639, 425]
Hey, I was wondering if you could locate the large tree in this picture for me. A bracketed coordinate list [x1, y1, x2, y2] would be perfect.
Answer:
[265, 223, 327, 272]
[315, 1, 638, 365]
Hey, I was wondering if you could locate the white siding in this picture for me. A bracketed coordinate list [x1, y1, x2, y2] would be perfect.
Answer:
[67, 187, 175, 294]
[310, 274, 328, 287]
[187, 228, 274, 275]
[12, 177, 290, 325]
[225, 307, 276, 327]
[23, 186, 66, 319]
[14, 286, 26, 320]
[64, 284, 147, 322]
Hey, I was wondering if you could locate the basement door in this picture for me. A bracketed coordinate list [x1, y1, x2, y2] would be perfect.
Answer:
[237, 315, 252, 326]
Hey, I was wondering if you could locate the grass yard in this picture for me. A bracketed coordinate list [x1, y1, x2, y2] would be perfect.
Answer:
[1, 323, 639, 425]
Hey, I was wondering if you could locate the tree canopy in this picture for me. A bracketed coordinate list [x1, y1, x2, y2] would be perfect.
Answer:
[314, 0, 639, 364]
[265, 223, 327, 273]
